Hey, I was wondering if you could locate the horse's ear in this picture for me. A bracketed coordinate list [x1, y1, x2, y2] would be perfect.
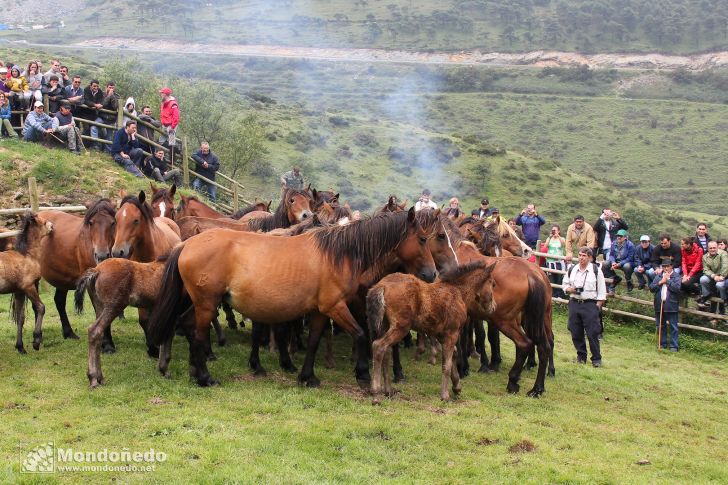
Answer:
[169, 184, 176, 199]
[312, 188, 318, 201]
[468, 228, 483, 242]
[483, 261, 497, 279]
[494, 215, 501, 224]
[399, 199, 408, 209]
[434, 208, 441, 217]
[333, 193, 339, 202]
[388, 195, 395, 205]
[150, 182, 159, 194]
[119, 189, 127, 199]
[138, 190, 146, 204]
[407, 206, 416, 224]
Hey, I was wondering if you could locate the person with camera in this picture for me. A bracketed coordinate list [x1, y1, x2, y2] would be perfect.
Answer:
[594, 208, 628, 262]
[544, 224, 567, 298]
[562, 247, 607, 367]
[515, 203, 546, 249]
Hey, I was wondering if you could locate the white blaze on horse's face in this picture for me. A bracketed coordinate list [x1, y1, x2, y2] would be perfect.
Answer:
[158, 202, 166, 218]
[442, 221, 459, 267]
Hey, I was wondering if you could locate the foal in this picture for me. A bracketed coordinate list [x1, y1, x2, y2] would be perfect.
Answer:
[0, 212, 53, 353]
[367, 261, 497, 401]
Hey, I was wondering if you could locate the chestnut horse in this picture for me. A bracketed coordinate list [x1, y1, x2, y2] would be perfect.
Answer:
[148, 208, 437, 387]
[1, 212, 53, 353]
[176, 194, 224, 219]
[230, 199, 272, 220]
[242, 187, 314, 230]
[368, 261, 497, 401]
[150, 183, 176, 220]
[40, 198, 117, 340]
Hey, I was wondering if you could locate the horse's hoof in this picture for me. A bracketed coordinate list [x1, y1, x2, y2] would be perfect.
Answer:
[393, 372, 406, 383]
[453, 386, 462, 395]
[356, 377, 371, 390]
[32, 341, 41, 351]
[64, 331, 80, 340]
[548, 369, 556, 377]
[477, 364, 491, 373]
[197, 376, 219, 387]
[281, 363, 297, 373]
[306, 376, 321, 388]
[16, 346, 27, 355]
[147, 347, 159, 359]
[526, 388, 544, 398]
[101, 345, 116, 354]
[207, 353, 217, 362]
[372, 397, 382, 406]
[217, 338, 227, 347]
[253, 367, 267, 377]
[507, 382, 520, 394]
[440, 393, 451, 401]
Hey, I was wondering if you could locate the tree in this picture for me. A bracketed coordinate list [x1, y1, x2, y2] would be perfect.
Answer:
[217, 116, 268, 178]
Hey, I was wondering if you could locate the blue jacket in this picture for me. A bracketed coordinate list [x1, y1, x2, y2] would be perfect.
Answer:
[633, 243, 654, 270]
[111, 128, 140, 156]
[0, 103, 11, 120]
[650, 271, 682, 313]
[515, 214, 546, 243]
[608, 239, 636, 267]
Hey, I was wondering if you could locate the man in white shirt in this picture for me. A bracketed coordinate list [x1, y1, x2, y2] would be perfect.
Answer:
[562, 247, 607, 367]
[414, 189, 438, 211]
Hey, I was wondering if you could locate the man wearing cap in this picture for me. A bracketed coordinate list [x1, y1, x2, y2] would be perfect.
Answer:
[22, 101, 54, 142]
[280, 166, 304, 190]
[605, 229, 636, 294]
[563, 247, 607, 367]
[565, 215, 596, 258]
[471, 198, 493, 219]
[159, 87, 179, 149]
[53, 101, 83, 153]
[633, 235, 655, 290]
[698, 241, 728, 310]
[111, 120, 145, 177]
[650, 258, 682, 352]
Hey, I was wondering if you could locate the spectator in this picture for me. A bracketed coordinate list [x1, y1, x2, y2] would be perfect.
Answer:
[489, 207, 501, 221]
[471, 198, 492, 219]
[563, 247, 607, 367]
[111, 120, 145, 177]
[64, 76, 83, 113]
[718, 239, 728, 252]
[158, 87, 179, 149]
[698, 241, 728, 310]
[143, 148, 182, 186]
[565, 215, 596, 258]
[515, 203, 546, 249]
[58, 65, 71, 88]
[191, 142, 220, 202]
[53, 101, 83, 154]
[650, 258, 681, 352]
[41, 75, 65, 114]
[606, 229, 636, 294]
[137, 105, 162, 153]
[507, 217, 525, 240]
[445, 197, 463, 220]
[0, 67, 10, 95]
[414, 189, 438, 211]
[633, 235, 655, 290]
[94, 82, 119, 147]
[651, 233, 682, 273]
[544, 224, 567, 298]
[0, 93, 18, 138]
[5, 66, 31, 110]
[694, 223, 711, 253]
[122, 97, 137, 126]
[21, 101, 54, 142]
[680, 236, 704, 295]
[280, 166, 304, 189]
[82, 79, 104, 144]
[23, 61, 43, 105]
[43, 59, 61, 86]
[593, 208, 628, 261]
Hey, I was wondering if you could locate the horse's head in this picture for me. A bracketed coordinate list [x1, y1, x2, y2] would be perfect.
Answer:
[494, 216, 531, 258]
[253, 199, 272, 213]
[396, 207, 437, 283]
[151, 183, 176, 220]
[473, 262, 498, 315]
[416, 209, 458, 274]
[83, 198, 117, 264]
[284, 188, 314, 223]
[15, 211, 53, 255]
[112, 191, 153, 259]
[312, 188, 340, 210]
[476, 219, 504, 257]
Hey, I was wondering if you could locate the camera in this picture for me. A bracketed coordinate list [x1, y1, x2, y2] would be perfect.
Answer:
[573, 287, 583, 295]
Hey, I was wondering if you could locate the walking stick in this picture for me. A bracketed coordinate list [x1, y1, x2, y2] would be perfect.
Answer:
[657, 295, 664, 351]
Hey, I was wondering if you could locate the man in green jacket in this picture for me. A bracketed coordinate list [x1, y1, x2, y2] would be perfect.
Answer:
[698, 241, 728, 310]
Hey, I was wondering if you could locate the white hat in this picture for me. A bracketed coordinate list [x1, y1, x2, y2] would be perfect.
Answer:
[33, 101, 44, 108]
[0, 67, 7, 73]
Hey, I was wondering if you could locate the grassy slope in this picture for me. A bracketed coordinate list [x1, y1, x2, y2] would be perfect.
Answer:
[0, 289, 727, 484]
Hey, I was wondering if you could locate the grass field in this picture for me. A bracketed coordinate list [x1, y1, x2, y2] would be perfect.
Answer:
[0, 288, 727, 484]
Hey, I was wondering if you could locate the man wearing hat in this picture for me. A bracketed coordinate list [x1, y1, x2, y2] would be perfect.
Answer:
[471, 198, 492, 219]
[606, 229, 636, 294]
[21, 101, 54, 142]
[54, 101, 83, 153]
[633, 235, 655, 290]
[159, 87, 179, 149]
[650, 258, 682, 351]
[562, 246, 607, 367]
[565, 215, 596, 259]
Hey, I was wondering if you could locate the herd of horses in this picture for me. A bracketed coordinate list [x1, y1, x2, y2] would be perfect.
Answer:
[0, 183, 554, 401]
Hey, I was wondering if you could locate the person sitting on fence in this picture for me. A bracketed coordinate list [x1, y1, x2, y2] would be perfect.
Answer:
[4, 66, 31, 110]
[21, 101, 54, 142]
[544, 224, 567, 298]
[414, 189, 438, 211]
[64, 76, 83, 113]
[41, 75, 66, 114]
[594, 208, 628, 262]
[191, 142, 220, 202]
[0, 93, 18, 138]
[565, 214, 596, 259]
[633, 235, 655, 290]
[158, 87, 179, 150]
[280, 166, 304, 189]
[697, 240, 728, 312]
[23, 61, 43, 105]
[143, 147, 182, 186]
[605, 229, 636, 294]
[122, 97, 137, 126]
[718, 239, 728, 252]
[680, 236, 704, 296]
[137, 105, 161, 153]
[651, 233, 682, 275]
[53, 101, 83, 154]
[694, 222, 711, 253]
[111, 120, 145, 178]
[515, 203, 546, 249]
[90, 82, 119, 150]
[471, 198, 492, 219]
[651, 258, 681, 352]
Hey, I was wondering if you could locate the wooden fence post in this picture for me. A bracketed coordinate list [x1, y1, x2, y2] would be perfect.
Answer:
[28, 177, 39, 212]
[182, 137, 189, 186]
[117, 101, 124, 129]
[42, 94, 49, 112]
[233, 184, 239, 212]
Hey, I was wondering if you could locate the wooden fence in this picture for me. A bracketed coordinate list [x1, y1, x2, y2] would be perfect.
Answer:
[8, 95, 252, 215]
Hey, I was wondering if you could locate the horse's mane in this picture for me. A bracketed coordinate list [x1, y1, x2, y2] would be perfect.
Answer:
[14, 212, 37, 255]
[458, 216, 478, 227]
[494, 218, 519, 239]
[231, 204, 262, 220]
[83, 198, 116, 225]
[333, 206, 353, 221]
[441, 216, 465, 243]
[248, 187, 312, 232]
[439, 260, 489, 283]
[151, 189, 171, 203]
[155, 251, 171, 263]
[120, 195, 154, 224]
[312, 210, 414, 274]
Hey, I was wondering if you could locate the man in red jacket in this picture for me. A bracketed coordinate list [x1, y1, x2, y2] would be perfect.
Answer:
[158, 87, 179, 151]
[680, 236, 704, 295]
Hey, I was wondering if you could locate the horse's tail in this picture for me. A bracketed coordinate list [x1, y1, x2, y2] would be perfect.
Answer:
[366, 286, 387, 339]
[10, 292, 26, 327]
[523, 274, 547, 345]
[148, 243, 186, 346]
[74, 269, 99, 314]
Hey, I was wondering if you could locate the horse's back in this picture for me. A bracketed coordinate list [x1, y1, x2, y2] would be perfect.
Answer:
[155, 217, 181, 239]
[239, 210, 270, 222]
[39, 210, 85, 287]
[153, 218, 182, 249]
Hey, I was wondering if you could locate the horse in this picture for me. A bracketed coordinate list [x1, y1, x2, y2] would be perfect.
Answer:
[176, 194, 224, 219]
[150, 183, 177, 220]
[39, 198, 117, 341]
[368, 261, 497, 401]
[177, 216, 248, 241]
[0, 226, 15, 251]
[230, 199, 272, 220]
[147, 208, 437, 387]
[243, 187, 314, 231]
[1, 212, 53, 353]
[441, 216, 554, 397]
[75, 254, 227, 388]
[312, 188, 340, 210]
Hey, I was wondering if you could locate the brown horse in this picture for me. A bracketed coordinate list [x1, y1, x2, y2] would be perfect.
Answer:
[177, 216, 248, 241]
[1, 213, 53, 353]
[175, 194, 224, 219]
[231, 199, 272, 220]
[40, 198, 117, 340]
[148, 208, 437, 387]
[112, 192, 181, 261]
[368, 261, 497, 401]
[150, 183, 177, 220]
[243, 187, 314, 231]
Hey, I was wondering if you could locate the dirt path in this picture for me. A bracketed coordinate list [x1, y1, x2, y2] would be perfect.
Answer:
[66, 37, 728, 71]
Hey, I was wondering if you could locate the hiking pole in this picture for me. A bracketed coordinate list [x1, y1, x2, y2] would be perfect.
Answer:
[657, 295, 664, 351]
[76, 128, 89, 155]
